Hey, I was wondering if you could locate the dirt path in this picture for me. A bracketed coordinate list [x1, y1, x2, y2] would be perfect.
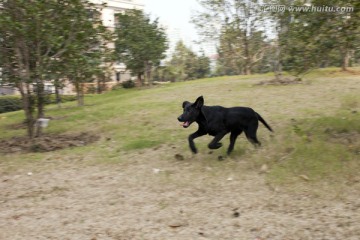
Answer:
[1, 149, 359, 240]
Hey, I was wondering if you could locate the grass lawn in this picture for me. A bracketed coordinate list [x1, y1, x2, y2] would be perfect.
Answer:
[1, 68, 359, 187]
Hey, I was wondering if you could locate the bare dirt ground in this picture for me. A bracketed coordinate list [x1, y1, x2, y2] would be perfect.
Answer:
[1, 146, 359, 240]
[1, 76, 360, 240]
[0, 133, 99, 154]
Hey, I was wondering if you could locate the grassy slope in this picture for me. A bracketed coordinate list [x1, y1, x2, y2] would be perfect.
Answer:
[0, 68, 359, 188]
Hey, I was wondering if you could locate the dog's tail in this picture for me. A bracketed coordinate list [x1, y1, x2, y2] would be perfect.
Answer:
[256, 112, 273, 132]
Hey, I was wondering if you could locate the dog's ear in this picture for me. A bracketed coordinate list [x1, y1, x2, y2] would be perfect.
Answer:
[182, 101, 190, 109]
[194, 96, 204, 109]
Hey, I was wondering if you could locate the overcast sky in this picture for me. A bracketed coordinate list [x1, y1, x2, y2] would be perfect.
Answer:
[144, 0, 203, 51]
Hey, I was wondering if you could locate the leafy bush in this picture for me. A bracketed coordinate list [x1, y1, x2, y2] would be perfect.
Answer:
[111, 83, 123, 91]
[86, 85, 97, 94]
[56, 95, 77, 103]
[42, 95, 77, 105]
[0, 96, 22, 113]
[0, 95, 77, 114]
[122, 80, 135, 89]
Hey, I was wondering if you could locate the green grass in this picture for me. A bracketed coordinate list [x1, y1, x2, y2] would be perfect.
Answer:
[269, 136, 357, 184]
[266, 111, 360, 185]
[0, 68, 359, 189]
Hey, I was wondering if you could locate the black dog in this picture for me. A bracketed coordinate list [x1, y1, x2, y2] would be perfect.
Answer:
[177, 96, 273, 155]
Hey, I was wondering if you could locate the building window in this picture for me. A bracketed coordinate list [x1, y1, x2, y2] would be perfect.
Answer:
[116, 72, 121, 82]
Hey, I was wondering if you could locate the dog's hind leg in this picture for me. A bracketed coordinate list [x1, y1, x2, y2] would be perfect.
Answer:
[244, 122, 261, 147]
[208, 131, 227, 150]
[244, 129, 261, 147]
[227, 130, 242, 155]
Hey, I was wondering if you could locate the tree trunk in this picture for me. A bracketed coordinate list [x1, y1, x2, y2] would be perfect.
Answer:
[17, 83, 35, 138]
[97, 74, 105, 94]
[23, 93, 35, 138]
[24, 97, 35, 138]
[54, 81, 62, 109]
[243, 31, 251, 75]
[244, 65, 251, 75]
[14, 41, 35, 139]
[75, 82, 83, 106]
[341, 49, 350, 71]
[76, 90, 81, 106]
[137, 73, 143, 87]
[35, 78, 45, 137]
[274, 42, 283, 81]
[97, 77, 102, 94]
[80, 84, 85, 106]
[144, 61, 152, 85]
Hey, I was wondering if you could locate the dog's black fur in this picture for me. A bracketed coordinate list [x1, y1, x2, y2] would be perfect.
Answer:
[177, 96, 273, 155]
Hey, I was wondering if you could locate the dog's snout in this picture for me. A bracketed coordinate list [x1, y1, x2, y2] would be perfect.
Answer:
[177, 115, 183, 122]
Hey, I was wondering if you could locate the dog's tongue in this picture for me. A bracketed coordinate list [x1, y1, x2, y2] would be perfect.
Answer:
[182, 121, 190, 127]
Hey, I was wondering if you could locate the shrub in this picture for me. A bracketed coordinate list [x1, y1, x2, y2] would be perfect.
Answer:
[57, 95, 77, 103]
[111, 83, 123, 91]
[86, 85, 97, 94]
[0, 95, 77, 114]
[0, 96, 22, 113]
[44, 95, 77, 104]
[122, 80, 135, 89]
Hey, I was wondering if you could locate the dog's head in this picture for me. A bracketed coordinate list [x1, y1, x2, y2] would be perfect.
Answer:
[177, 96, 204, 128]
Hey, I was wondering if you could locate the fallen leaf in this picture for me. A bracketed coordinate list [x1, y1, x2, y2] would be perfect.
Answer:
[299, 175, 310, 181]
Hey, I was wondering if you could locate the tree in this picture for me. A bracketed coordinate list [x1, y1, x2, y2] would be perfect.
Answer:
[195, 51, 211, 78]
[60, 28, 112, 106]
[269, 0, 360, 76]
[313, 0, 360, 71]
[193, 0, 268, 75]
[216, 26, 244, 75]
[169, 41, 194, 81]
[115, 9, 168, 86]
[280, 10, 329, 76]
[167, 41, 211, 81]
[0, 0, 111, 138]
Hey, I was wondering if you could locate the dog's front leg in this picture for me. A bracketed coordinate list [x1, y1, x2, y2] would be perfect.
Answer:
[208, 131, 227, 150]
[188, 130, 206, 154]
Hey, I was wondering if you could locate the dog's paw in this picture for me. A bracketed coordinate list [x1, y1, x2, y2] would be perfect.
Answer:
[208, 142, 223, 149]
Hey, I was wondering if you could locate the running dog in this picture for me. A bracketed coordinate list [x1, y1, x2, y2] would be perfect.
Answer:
[177, 96, 273, 155]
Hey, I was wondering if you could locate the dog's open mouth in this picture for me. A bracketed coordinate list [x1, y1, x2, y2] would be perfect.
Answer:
[181, 121, 191, 128]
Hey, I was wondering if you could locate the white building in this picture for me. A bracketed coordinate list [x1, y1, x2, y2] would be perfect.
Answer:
[90, 0, 144, 29]
[89, 0, 145, 82]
